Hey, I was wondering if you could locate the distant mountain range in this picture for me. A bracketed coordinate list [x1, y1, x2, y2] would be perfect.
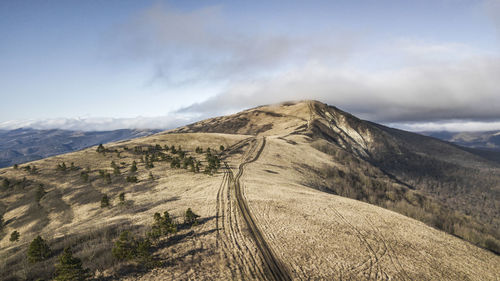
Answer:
[0, 128, 160, 168]
[422, 130, 500, 151]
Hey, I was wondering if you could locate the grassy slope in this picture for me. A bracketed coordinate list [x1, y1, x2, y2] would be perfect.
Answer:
[0, 101, 499, 280]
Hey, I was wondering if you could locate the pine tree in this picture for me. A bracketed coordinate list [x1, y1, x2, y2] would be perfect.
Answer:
[10, 230, 20, 242]
[119, 192, 125, 203]
[112, 231, 136, 261]
[54, 247, 90, 281]
[101, 194, 110, 208]
[184, 208, 199, 227]
[35, 184, 46, 202]
[96, 144, 105, 153]
[27, 235, 51, 263]
[130, 161, 138, 173]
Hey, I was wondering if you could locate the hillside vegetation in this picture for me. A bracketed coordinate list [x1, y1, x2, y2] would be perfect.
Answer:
[0, 100, 499, 280]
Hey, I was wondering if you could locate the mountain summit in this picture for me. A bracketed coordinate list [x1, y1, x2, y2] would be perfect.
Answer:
[1, 100, 499, 280]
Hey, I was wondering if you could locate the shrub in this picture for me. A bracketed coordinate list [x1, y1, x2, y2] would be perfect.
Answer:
[126, 176, 138, 183]
[99, 170, 112, 184]
[35, 184, 46, 202]
[54, 247, 91, 281]
[184, 208, 199, 227]
[57, 162, 67, 172]
[101, 194, 110, 208]
[111, 161, 120, 175]
[0, 214, 3, 230]
[112, 231, 153, 264]
[130, 161, 138, 173]
[96, 144, 105, 153]
[13, 164, 18, 169]
[119, 192, 125, 203]
[2, 178, 10, 189]
[27, 235, 51, 263]
[149, 172, 154, 181]
[80, 172, 89, 183]
[149, 211, 177, 240]
[220, 145, 225, 151]
[10, 231, 20, 242]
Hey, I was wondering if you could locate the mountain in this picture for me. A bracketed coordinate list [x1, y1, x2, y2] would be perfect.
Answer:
[0, 128, 160, 168]
[422, 130, 500, 151]
[0, 101, 498, 280]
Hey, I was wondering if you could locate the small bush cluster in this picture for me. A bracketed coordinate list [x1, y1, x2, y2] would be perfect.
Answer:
[22, 165, 38, 175]
[10, 230, 20, 242]
[126, 175, 138, 183]
[112, 231, 154, 266]
[148, 211, 177, 240]
[98, 170, 112, 184]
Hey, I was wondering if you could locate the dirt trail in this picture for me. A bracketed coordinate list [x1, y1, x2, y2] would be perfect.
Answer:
[228, 137, 292, 281]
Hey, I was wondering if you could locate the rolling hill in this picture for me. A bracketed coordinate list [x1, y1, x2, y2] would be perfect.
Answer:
[0, 100, 498, 280]
[0, 128, 159, 168]
[423, 130, 500, 152]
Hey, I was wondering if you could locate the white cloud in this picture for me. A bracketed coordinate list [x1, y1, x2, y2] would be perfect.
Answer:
[0, 115, 196, 131]
[389, 120, 500, 132]
[180, 56, 500, 123]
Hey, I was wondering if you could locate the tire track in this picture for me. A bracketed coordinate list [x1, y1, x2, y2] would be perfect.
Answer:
[216, 139, 266, 280]
[331, 207, 384, 280]
[229, 137, 292, 281]
[364, 217, 412, 281]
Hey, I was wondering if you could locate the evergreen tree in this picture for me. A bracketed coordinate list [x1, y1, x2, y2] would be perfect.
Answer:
[80, 172, 89, 183]
[130, 161, 138, 173]
[126, 176, 138, 183]
[96, 144, 105, 153]
[119, 192, 125, 203]
[10, 230, 20, 242]
[184, 208, 199, 227]
[54, 247, 90, 281]
[111, 161, 120, 175]
[112, 231, 136, 261]
[101, 194, 110, 208]
[2, 178, 10, 189]
[27, 235, 51, 263]
[35, 184, 46, 202]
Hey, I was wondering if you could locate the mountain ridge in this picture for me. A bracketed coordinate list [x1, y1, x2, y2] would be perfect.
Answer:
[0, 100, 498, 280]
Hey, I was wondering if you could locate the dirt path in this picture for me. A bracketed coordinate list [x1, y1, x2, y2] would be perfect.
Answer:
[229, 137, 292, 281]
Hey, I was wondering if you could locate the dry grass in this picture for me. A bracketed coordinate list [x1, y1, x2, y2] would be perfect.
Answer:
[0, 101, 499, 280]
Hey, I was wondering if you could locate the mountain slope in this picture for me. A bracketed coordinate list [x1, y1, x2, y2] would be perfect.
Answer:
[0, 100, 499, 280]
[423, 130, 500, 151]
[175, 100, 500, 254]
[0, 128, 160, 168]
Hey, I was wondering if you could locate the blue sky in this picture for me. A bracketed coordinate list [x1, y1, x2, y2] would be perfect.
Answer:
[0, 0, 499, 131]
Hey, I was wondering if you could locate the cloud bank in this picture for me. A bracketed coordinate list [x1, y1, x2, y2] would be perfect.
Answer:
[0, 115, 194, 131]
[4, 2, 499, 132]
[107, 3, 500, 129]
